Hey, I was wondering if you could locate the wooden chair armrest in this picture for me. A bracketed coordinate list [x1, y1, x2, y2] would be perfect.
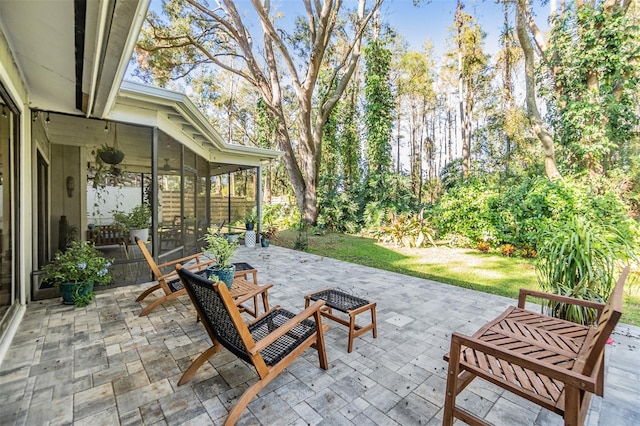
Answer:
[158, 252, 209, 269]
[160, 259, 215, 281]
[449, 332, 597, 392]
[249, 300, 326, 354]
[518, 288, 605, 313]
[233, 284, 273, 306]
[248, 305, 282, 325]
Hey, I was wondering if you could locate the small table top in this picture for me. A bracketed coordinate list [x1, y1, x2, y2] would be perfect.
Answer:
[229, 277, 270, 306]
[306, 288, 371, 312]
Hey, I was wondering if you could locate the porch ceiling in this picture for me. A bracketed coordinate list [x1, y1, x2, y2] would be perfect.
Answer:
[0, 0, 149, 117]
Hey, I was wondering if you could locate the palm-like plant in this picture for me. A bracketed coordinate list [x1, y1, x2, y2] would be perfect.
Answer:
[536, 215, 635, 324]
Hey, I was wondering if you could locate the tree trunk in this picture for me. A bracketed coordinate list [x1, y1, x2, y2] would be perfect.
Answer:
[516, 0, 561, 180]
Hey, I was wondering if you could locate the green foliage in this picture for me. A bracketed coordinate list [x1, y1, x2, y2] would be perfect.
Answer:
[364, 38, 394, 182]
[361, 173, 418, 228]
[204, 227, 238, 269]
[431, 178, 497, 243]
[536, 215, 637, 324]
[112, 204, 151, 229]
[542, 5, 640, 175]
[44, 241, 113, 306]
[439, 159, 465, 190]
[294, 221, 309, 251]
[432, 175, 640, 256]
[374, 210, 436, 249]
[318, 190, 360, 233]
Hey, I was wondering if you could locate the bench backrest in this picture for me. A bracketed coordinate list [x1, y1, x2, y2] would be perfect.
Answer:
[580, 266, 630, 377]
[87, 225, 126, 246]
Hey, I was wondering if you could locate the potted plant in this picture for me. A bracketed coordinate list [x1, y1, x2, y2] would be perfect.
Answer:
[244, 209, 257, 230]
[260, 226, 278, 247]
[204, 227, 238, 288]
[43, 241, 113, 307]
[96, 143, 125, 165]
[113, 204, 151, 243]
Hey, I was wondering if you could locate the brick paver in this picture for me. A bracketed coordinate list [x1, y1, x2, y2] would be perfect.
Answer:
[1, 245, 638, 425]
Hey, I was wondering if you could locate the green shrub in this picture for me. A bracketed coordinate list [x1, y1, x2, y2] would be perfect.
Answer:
[536, 215, 637, 325]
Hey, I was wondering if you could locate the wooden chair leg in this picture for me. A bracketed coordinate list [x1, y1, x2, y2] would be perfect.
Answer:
[136, 283, 161, 302]
[564, 385, 580, 426]
[443, 340, 462, 426]
[225, 370, 280, 426]
[138, 289, 185, 316]
[314, 313, 329, 370]
[178, 345, 223, 386]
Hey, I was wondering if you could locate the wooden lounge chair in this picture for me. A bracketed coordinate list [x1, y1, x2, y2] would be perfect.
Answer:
[443, 266, 630, 426]
[176, 265, 329, 426]
[135, 238, 261, 316]
[135, 239, 215, 316]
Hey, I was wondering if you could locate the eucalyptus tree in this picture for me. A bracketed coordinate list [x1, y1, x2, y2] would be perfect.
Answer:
[135, 0, 384, 224]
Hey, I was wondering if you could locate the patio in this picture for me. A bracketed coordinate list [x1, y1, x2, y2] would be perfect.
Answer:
[1, 245, 639, 425]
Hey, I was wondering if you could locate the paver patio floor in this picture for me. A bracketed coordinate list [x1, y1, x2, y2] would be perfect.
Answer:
[1, 245, 639, 425]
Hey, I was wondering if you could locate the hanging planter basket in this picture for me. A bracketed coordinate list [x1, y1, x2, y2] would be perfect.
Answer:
[99, 150, 125, 165]
[98, 123, 125, 165]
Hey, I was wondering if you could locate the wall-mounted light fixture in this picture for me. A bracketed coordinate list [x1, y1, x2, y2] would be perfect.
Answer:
[66, 176, 75, 198]
[1, 106, 6, 118]
[32, 111, 38, 122]
[104, 121, 109, 132]
[45, 112, 50, 125]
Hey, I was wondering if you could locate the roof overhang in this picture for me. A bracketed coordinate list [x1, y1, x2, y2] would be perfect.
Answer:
[111, 81, 282, 167]
[0, 0, 149, 117]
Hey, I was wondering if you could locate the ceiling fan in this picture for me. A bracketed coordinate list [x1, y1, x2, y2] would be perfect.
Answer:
[162, 158, 174, 171]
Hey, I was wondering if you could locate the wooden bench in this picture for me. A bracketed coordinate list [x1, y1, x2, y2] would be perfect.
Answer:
[86, 225, 126, 247]
[443, 266, 630, 426]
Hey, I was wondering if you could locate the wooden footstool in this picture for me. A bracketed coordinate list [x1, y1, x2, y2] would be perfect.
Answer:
[304, 288, 377, 353]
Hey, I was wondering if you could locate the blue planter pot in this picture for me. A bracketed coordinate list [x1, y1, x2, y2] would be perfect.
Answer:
[207, 265, 236, 289]
[60, 281, 94, 305]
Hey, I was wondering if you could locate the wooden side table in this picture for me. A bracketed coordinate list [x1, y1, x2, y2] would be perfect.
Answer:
[230, 277, 270, 317]
[304, 288, 377, 353]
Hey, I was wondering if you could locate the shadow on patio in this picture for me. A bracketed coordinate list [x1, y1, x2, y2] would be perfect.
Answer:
[1, 246, 639, 425]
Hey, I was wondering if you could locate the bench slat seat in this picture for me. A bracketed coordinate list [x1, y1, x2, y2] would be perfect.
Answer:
[443, 266, 630, 426]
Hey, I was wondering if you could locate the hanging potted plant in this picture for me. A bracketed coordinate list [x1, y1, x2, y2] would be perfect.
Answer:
[43, 241, 113, 307]
[97, 144, 125, 165]
[112, 204, 152, 243]
[204, 227, 238, 288]
[96, 123, 125, 165]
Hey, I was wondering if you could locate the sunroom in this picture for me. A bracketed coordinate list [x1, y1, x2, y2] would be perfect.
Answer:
[31, 81, 280, 299]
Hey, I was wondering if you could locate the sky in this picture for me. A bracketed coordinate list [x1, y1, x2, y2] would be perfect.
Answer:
[382, 0, 514, 55]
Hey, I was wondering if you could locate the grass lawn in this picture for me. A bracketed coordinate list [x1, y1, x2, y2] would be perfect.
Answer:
[273, 230, 640, 326]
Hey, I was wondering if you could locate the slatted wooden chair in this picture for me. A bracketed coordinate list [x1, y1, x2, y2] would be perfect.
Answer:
[176, 265, 329, 426]
[135, 238, 263, 316]
[443, 266, 630, 426]
[135, 238, 215, 316]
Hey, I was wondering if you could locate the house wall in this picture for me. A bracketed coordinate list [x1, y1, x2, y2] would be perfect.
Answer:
[0, 28, 32, 364]
[50, 144, 84, 253]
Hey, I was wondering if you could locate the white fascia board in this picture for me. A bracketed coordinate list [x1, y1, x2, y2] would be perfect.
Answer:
[117, 81, 283, 161]
[100, 0, 151, 116]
